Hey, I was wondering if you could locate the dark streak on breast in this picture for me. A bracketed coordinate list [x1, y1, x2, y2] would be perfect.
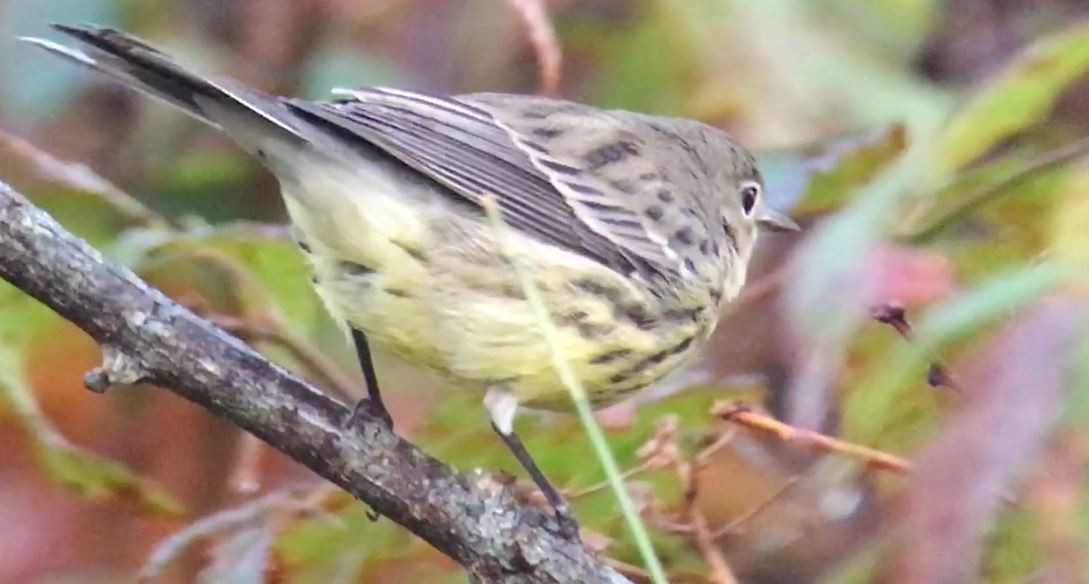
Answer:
[577, 321, 614, 339]
[572, 278, 659, 331]
[609, 371, 630, 384]
[621, 304, 658, 330]
[622, 335, 695, 376]
[663, 307, 700, 323]
[339, 261, 374, 276]
[590, 349, 632, 364]
[572, 278, 623, 301]
[558, 310, 590, 324]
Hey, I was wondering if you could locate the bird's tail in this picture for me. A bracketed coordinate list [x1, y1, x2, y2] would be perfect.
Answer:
[20, 24, 305, 143]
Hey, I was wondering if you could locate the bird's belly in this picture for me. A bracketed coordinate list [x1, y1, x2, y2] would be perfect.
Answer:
[283, 177, 715, 410]
[317, 272, 710, 411]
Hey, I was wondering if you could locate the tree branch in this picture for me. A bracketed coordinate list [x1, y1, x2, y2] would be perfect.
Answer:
[0, 181, 630, 584]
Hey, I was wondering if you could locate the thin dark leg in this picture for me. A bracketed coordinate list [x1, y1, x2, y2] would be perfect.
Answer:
[491, 423, 580, 539]
[346, 327, 393, 428]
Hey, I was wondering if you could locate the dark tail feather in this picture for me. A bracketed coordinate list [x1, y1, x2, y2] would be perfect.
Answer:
[20, 24, 303, 140]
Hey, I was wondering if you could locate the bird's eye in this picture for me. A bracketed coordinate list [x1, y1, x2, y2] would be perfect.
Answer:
[740, 182, 760, 216]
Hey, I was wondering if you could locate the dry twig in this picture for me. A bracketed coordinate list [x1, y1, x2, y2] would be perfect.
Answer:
[710, 476, 801, 540]
[506, 0, 563, 95]
[713, 402, 914, 474]
[674, 435, 740, 584]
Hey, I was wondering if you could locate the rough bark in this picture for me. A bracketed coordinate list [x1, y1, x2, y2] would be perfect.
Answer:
[0, 181, 631, 584]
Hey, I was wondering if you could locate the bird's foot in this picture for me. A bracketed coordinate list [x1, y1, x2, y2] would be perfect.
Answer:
[344, 397, 394, 431]
[550, 504, 581, 541]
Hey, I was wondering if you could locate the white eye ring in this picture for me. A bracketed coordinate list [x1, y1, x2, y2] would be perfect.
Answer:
[740, 181, 760, 216]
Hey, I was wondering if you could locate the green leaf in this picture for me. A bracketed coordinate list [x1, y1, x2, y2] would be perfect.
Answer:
[143, 224, 328, 339]
[415, 385, 728, 566]
[277, 502, 458, 584]
[936, 23, 1089, 175]
[36, 439, 182, 514]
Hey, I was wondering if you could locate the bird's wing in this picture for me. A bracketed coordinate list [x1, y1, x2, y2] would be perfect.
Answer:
[286, 88, 686, 278]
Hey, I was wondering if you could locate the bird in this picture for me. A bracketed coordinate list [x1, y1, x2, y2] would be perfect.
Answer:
[21, 24, 798, 537]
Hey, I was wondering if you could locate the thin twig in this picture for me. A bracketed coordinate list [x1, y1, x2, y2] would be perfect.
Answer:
[566, 459, 659, 499]
[710, 476, 801, 540]
[229, 433, 267, 495]
[712, 402, 914, 474]
[690, 506, 740, 584]
[675, 453, 740, 584]
[693, 427, 739, 466]
[571, 416, 683, 499]
[506, 0, 563, 96]
[905, 135, 1089, 243]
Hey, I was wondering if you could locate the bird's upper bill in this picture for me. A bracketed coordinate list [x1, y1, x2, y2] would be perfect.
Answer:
[756, 207, 800, 232]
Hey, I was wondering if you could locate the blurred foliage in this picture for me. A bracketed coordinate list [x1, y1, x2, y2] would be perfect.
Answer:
[2, 1, 1089, 583]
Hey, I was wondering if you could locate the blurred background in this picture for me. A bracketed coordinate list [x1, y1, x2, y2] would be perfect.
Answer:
[1, 0, 1089, 583]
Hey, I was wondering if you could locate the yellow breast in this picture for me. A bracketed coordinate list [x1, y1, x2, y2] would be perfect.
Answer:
[281, 175, 724, 410]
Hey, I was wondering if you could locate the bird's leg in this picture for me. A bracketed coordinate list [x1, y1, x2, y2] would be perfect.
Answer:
[485, 387, 580, 540]
[346, 327, 393, 429]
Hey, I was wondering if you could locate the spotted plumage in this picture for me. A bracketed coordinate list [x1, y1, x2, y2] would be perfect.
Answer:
[26, 23, 800, 531]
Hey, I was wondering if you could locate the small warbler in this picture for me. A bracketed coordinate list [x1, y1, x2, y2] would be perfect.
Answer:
[24, 24, 798, 535]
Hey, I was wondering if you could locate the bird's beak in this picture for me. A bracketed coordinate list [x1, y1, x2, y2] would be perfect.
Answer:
[757, 208, 800, 232]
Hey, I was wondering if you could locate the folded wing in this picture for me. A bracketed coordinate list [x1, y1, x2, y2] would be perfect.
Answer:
[287, 88, 685, 280]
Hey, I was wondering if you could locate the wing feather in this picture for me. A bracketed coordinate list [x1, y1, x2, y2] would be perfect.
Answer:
[287, 88, 681, 278]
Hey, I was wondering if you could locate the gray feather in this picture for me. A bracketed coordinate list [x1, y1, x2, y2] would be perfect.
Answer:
[22, 24, 304, 141]
[286, 88, 669, 279]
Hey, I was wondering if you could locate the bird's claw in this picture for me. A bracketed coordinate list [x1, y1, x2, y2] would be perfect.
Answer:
[344, 398, 393, 430]
[551, 504, 581, 541]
